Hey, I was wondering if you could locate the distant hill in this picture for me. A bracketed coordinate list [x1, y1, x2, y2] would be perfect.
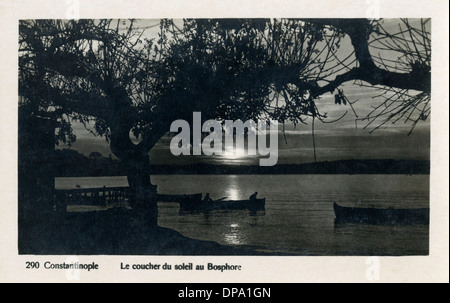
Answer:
[149, 159, 430, 175]
[52, 150, 429, 176]
[54, 149, 121, 177]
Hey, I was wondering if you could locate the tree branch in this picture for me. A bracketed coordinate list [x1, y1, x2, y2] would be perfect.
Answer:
[305, 19, 431, 96]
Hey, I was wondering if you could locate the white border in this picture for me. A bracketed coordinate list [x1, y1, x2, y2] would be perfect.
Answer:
[1, 0, 448, 283]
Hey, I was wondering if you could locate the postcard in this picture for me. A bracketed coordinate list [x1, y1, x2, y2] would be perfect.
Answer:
[1, 0, 448, 284]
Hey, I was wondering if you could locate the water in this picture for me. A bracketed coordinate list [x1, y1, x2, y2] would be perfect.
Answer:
[55, 174, 430, 256]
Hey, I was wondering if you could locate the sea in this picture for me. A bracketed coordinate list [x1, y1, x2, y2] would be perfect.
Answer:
[55, 174, 430, 256]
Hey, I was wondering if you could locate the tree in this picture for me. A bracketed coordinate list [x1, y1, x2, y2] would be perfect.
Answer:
[301, 19, 431, 134]
[19, 19, 276, 224]
[19, 20, 163, 222]
[19, 18, 431, 226]
[157, 18, 430, 161]
[259, 18, 431, 160]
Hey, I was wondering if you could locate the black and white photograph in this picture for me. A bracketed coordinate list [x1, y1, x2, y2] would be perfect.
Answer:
[1, 0, 449, 283]
[17, 17, 432, 255]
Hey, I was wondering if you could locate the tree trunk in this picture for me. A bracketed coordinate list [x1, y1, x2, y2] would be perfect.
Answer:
[18, 112, 56, 218]
[107, 89, 160, 226]
[18, 110, 57, 253]
[124, 150, 158, 226]
[109, 115, 158, 226]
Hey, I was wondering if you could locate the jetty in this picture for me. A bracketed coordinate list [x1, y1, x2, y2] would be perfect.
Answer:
[53, 187, 264, 213]
[54, 186, 202, 211]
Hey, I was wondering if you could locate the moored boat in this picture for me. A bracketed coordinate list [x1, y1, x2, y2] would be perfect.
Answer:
[156, 193, 202, 203]
[180, 197, 266, 212]
[333, 202, 429, 225]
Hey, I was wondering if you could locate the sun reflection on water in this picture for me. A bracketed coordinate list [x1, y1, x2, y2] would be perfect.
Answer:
[226, 188, 240, 200]
[224, 223, 242, 245]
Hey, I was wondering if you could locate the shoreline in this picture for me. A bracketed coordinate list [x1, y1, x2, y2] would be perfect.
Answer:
[18, 207, 271, 256]
[53, 158, 431, 177]
[18, 206, 429, 256]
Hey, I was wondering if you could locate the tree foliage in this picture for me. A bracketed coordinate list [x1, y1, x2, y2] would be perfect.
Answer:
[19, 18, 431, 155]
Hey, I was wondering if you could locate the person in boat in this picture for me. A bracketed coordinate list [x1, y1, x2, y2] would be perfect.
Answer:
[249, 192, 258, 201]
[203, 193, 213, 202]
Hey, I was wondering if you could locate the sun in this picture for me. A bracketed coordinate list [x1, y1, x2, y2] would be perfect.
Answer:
[222, 146, 246, 160]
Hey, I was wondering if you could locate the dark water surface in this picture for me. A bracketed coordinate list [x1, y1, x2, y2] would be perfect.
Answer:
[55, 174, 429, 255]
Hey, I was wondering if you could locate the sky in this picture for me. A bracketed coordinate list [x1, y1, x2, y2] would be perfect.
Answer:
[57, 18, 431, 165]
[63, 108, 430, 166]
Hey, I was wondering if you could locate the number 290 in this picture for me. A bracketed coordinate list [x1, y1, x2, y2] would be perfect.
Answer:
[26, 261, 40, 269]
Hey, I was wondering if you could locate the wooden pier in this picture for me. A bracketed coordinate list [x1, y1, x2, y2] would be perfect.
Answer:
[54, 186, 131, 212]
[54, 186, 202, 213]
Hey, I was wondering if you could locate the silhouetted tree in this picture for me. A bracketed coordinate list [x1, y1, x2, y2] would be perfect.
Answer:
[298, 19, 430, 134]
[157, 18, 430, 160]
[19, 18, 430, 226]
[19, 20, 163, 222]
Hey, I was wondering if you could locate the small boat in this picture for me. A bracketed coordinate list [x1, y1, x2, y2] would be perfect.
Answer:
[333, 202, 429, 225]
[156, 193, 202, 203]
[180, 197, 266, 212]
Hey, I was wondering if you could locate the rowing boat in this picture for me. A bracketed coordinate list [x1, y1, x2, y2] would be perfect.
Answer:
[156, 193, 202, 203]
[180, 197, 266, 212]
[333, 202, 429, 225]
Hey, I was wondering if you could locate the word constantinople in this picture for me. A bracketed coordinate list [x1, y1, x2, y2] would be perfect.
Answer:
[169, 112, 278, 166]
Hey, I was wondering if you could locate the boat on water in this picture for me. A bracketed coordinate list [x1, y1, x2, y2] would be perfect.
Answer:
[333, 202, 429, 225]
[179, 197, 266, 212]
[156, 193, 202, 203]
